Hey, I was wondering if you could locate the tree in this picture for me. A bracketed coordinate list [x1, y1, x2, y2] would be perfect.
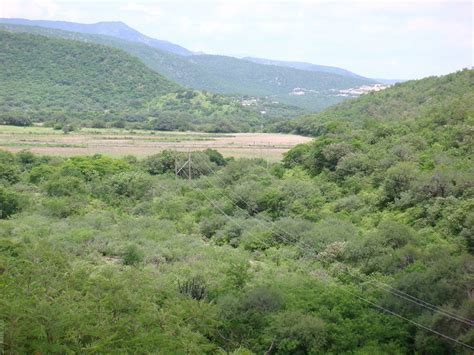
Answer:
[0, 187, 20, 219]
[382, 162, 418, 204]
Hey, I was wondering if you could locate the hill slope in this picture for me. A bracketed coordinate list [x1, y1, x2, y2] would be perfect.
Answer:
[282, 69, 474, 135]
[0, 30, 178, 115]
[0, 21, 376, 111]
[0, 18, 193, 56]
[279, 69, 474, 353]
[243, 56, 368, 79]
[0, 31, 302, 132]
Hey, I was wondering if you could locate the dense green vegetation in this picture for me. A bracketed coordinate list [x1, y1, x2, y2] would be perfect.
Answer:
[0, 26, 472, 353]
[280, 69, 473, 135]
[0, 30, 302, 133]
[0, 23, 375, 111]
[1, 67, 473, 353]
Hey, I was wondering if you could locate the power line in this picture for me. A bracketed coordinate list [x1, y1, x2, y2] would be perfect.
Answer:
[339, 287, 474, 351]
[180, 156, 474, 350]
[192, 156, 474, 326]
[183, 166, 474, 350]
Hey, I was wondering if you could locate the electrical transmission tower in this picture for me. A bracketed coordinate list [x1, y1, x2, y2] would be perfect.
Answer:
[175, 151, 192, 181]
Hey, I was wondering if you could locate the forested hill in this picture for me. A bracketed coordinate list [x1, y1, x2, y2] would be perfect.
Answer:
[282, 69, 474, 135]
[0, 30, 302, 132]
[0, 22, 376, 111]
[243, 56, 367, 79]
[277, 68, 474, 352]
[0, 18, 193, 56]
[1, 30, 178, 113]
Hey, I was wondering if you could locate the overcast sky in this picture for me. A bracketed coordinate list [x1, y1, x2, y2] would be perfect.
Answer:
[1, 0, 472, 79]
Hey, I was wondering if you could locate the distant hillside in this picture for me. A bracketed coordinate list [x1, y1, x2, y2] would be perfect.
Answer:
[243, 57, 368, 80]
[281, 69, 474, 135]
[188, 54, 375, 95]
[0, 18, 193, 56]
[0, 20, 376, 111]
[0, 31, 302, 132]
[0, 30, 178, 115]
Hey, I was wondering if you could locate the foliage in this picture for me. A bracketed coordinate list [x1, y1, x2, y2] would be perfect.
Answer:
[0, 23, 375, 111]
[0, 30, 302, 133]
[0, 71, 473, 353]
[283, 69, 474, 136]
[0, 187, 20, 219]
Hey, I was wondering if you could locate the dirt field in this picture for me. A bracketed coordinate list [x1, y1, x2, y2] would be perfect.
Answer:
[0, 126, 312, 161]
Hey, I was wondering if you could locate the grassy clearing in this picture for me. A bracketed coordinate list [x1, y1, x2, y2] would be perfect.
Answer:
[0, 125, 311, 160]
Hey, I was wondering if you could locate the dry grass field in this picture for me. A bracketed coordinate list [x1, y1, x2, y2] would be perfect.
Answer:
[0, 125, 312, 161]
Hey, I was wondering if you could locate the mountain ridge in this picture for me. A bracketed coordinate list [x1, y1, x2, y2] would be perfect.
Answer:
[243, 56, 369, 80]
[0, 18, 193, 56]
[0, 19, 383, 111]
[0, 30, 302, 132]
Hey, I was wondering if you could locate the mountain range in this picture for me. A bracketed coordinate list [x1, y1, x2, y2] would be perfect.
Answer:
[243, 57, 367, 79]
[0, 18, 193, 56]
[0, 30, 302, 132]
[0, 18, 381, 111]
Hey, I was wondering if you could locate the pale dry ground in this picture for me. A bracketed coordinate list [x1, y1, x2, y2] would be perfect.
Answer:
[0, 126, 312, 161]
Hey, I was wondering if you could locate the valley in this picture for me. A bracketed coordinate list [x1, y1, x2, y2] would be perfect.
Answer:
[0, 9, 472, 354]
[0, 21, 378, 111]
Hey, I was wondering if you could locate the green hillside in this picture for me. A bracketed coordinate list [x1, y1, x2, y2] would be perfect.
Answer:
[0, 31, 178, 115]
[0, 23, 375, 111]
[0, 30, 302, 132]
[282, 69, 474, 135]
[1, 68, 473, 352]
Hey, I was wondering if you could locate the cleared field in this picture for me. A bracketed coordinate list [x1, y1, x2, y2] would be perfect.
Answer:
[0, 125, 312, 160]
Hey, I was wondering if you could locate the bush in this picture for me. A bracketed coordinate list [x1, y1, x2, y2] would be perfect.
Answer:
[0, 163, 20, 184]
[0, 112, 32, 126]
[376, 220, 415, 249]
[122, 244, 144, 266]
[61, 155, 130, 180]
[44, 175, 86, 197]
[203, 149, 226, 166]
[267, 311, 327, 353]
[383, 162, 418, 204]
[41, 196, 86, 218]
[101, 172, 152, 202]
[29, 164, 57, 184]
[142, 151, 176, 175]
[0, 187, 20, 219]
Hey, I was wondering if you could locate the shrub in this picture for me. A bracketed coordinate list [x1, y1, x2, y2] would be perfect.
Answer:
[178, 277, 207, 300]
[0, 163, 20, 184]
[142, 151, 176, 175]
[41, 196, 85, 218]
[383, 162, 418, 204]
[102, 172, 152, 202]
[203, 149, 226, 166]
[122, 244, 144, 266]
[0, 187, 20, 219]
[376, 220, 415, 249]
[61, 155, 130, 180]
[267, 311, 327, 353]
[44, 175, 85, 197]
[29, 164, 57, 184]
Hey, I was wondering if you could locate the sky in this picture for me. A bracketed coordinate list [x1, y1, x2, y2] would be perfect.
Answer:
[1, 0, 472, 79]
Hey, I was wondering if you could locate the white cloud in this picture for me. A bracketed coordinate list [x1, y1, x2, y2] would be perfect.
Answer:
[119, 2, 164, 17]
[0, 0, 59, 18]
